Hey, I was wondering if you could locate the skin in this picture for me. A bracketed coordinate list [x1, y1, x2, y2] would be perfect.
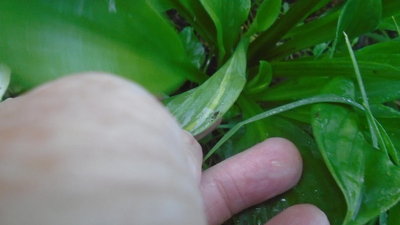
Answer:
[0, 73, 330, 225]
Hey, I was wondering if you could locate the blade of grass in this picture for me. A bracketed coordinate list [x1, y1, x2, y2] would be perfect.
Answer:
[344, 32, 379, 148]
[204, 94, 364, 161]
[393, 16, 400, 35]
[344, 32, 399, 165]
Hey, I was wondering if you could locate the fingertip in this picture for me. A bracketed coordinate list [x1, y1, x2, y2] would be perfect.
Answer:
[258, 137, 303, 188]
[265, 204, 330, 225]
[200, 137, 303, 225]
[241, 137, 303, 195]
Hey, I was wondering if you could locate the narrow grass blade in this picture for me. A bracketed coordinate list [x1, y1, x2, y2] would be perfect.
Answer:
[344, 32, 399, 166]
[204, 95, 364, 161]
[393, 16, 400, 35]
[344, 32, 379, 148]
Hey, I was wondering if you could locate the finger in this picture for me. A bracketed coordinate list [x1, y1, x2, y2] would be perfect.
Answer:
[200, 138, 303, 225]
[265, 204, 330, 225]
[0, 73, 206, 225]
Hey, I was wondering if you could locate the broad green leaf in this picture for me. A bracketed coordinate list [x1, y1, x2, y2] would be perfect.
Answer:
[0, 0, 200, 94]
[167, 40, 248, 135]
[0, 64, 10, 100]
[200, 0, 251, 61]
[354, 40, 400, 69]
[333, 0, 382, 50]
[357, 40, 400, 55]
[246, 0, 282, 36]
[312, 103, 400, 225]
[254, 73, 400, 106]
[312, 77, 400, 224]
[271, 60, 400, 80]
[266, 10, 339, 60]
[255, 76, 330, 101]
[179, 27, 206, 70]
[364, 78, 400, 104]
[232, 116, 346, 225]
[388, 203, 400, 225]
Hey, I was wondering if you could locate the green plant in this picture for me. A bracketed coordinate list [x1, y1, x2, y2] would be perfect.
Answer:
[1, 0, 400, 224]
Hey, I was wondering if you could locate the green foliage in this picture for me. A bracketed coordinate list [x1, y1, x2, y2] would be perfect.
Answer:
[1, 0, 400, 225]
[246, 0, 282, 36]
[199, 0, 250, 61]
[179, 27, 206, 69]
[166, 40, 248, 136]
[0, 0, 202, 94]
[312, 103, 400, 225]
[333, 0, 382, 51]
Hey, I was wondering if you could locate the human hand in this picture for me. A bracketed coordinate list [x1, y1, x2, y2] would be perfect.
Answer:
[0, 73, 329, 225]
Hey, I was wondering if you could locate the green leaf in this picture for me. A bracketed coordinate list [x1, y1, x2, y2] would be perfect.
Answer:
[333, 0, 382, 51]
[313, 105, 367, 224]
[160, 0, 217, 45]
[245, 60, 272, 95]
[233, 116, 346, 225]
[179, 27, 207, 70]
[0, 64, 10, 100]
[271, 60, 400, 80]
[265, 10, 340, 60]
[371, 104, 400, 118]
[312, 103, 400, 225]
[249, 0, 331, 62]
[199, 0, 251, 61]
[167, 40, 248, 136]
[255, 0, 399, 60]
[255, 76, 330, 101]
[0, 0, 199, 94]
[246, 0, 282, 36]
[214, 96, 346, 225]
[379, 14, 400, 32]
[364, 78, 400, 104]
